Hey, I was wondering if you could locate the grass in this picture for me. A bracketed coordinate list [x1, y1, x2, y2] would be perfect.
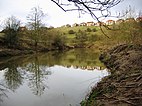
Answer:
[55, 26, 99, 37]
[52, 22, 142, 50]
[49, 26, 104, 48]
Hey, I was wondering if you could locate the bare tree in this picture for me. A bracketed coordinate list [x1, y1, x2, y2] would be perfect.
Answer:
[27, 6, 45, 49]
[2, 16, 21, 47]
[3, 16, 20, 31]
[121, 5, 136, 19]
[27, 6, 45, 30]
[138, 10, 142, 17]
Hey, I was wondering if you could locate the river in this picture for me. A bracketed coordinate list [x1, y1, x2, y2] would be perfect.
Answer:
[0, 49, 109, 106]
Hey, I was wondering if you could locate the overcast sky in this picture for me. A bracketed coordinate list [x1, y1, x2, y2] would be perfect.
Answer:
[0, 0, 142, 28]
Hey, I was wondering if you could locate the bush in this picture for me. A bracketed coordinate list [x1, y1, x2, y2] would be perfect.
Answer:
[4, 29, 19, 47]
[86, 28, 92, 32]
[92, 28, 97, 32]
[75, 30, 88, 46]
[2, 16, 20, 47]
[68, 30, 75, 34]
[52, 34, 66, 50]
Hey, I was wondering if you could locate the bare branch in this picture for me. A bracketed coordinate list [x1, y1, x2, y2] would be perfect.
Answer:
[51, 0, 123, 21]
[51, 0, 124, 38]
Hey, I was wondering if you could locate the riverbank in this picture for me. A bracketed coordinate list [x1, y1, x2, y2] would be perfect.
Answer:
[0, 44, 72, 57]
[81, 44, 142, 106]
[0, 48, 35, 57]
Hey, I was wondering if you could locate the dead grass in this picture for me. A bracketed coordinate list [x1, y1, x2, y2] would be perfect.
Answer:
[81, 44, 142, 106]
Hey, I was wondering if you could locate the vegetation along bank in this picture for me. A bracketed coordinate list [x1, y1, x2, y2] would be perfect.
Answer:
[81, 44, 142, 106]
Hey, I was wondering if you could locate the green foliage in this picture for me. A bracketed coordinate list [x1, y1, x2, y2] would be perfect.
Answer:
[1, 14, 142, 51]
[4, 29, 19, 47]
[89, 34, 99, 42]
[110, 21, 142, 45]
[52, 33, 67, 50]
[75, 30, 88, 47]
[92, 28, 97, 32]
[86, 28, 92, 32]
[68, 29, 75, 34]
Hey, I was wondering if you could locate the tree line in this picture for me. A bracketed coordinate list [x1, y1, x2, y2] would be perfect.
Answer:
[0, 5, 142, 51]
[0, 7, 67, 51]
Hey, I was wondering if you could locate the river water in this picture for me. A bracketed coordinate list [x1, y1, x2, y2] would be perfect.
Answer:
[0, 49, 109, 106]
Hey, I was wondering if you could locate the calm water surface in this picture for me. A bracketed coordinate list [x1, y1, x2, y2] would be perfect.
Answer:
[0, 49, 109, 106]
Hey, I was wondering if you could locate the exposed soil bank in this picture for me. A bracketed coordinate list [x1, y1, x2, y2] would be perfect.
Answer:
[81, 44, 142, 106]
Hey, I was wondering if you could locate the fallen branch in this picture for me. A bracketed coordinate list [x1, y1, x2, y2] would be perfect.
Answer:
[128, 97, 142, 100]
[135, 75, 142, 82]
[111, 97, 137, 106]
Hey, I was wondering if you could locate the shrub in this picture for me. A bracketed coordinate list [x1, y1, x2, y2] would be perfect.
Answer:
[4, 29, 19, 47]
[68, 30, 75, 34]
[75, 30, 88, 47]
[89, 34, 99, 42]
[52, 34, 67, 50]
[92, 28, 97, 32]
[86, 28, 92, 32]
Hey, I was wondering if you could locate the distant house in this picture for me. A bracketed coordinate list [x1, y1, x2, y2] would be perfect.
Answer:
[136, 17, 142, 22]
[86, 22, 95, 26]
[18, 26, 27, 31]
[95, 22, 105, 26]
[106, 20, 115, 25]
[116, 19, 124, 24]
[72, 23, 79, 27]
[125, 18, 135, 22]
[80, 22, 87, 26]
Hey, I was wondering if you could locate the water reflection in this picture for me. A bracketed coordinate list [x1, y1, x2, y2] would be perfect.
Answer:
[0, 49, 108, 106]
[0, 55, 52, 100]
[4, 65, 23, 92]
[0, 83, 8, 103]
[25, 56, 51, 96]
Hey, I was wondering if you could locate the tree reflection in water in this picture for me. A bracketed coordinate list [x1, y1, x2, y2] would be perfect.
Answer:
[0, 83, 9, 104]
[0, 55, 51, 98]
[25, 56, 51, 96]
[4, 65, 23, 92]
[0, 48, 106, 103]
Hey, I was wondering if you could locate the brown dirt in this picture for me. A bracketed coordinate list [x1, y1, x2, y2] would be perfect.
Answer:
[82, 44, 142, 106]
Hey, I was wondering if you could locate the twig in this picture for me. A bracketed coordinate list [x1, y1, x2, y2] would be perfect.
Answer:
[135, 75, 142, 82]
[111, 99, 137, 106]
[51, 0, 66, 12]
[128, 97, 142, 100]
[115, 86, 137, 88]
[103, 94, 137, 105]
